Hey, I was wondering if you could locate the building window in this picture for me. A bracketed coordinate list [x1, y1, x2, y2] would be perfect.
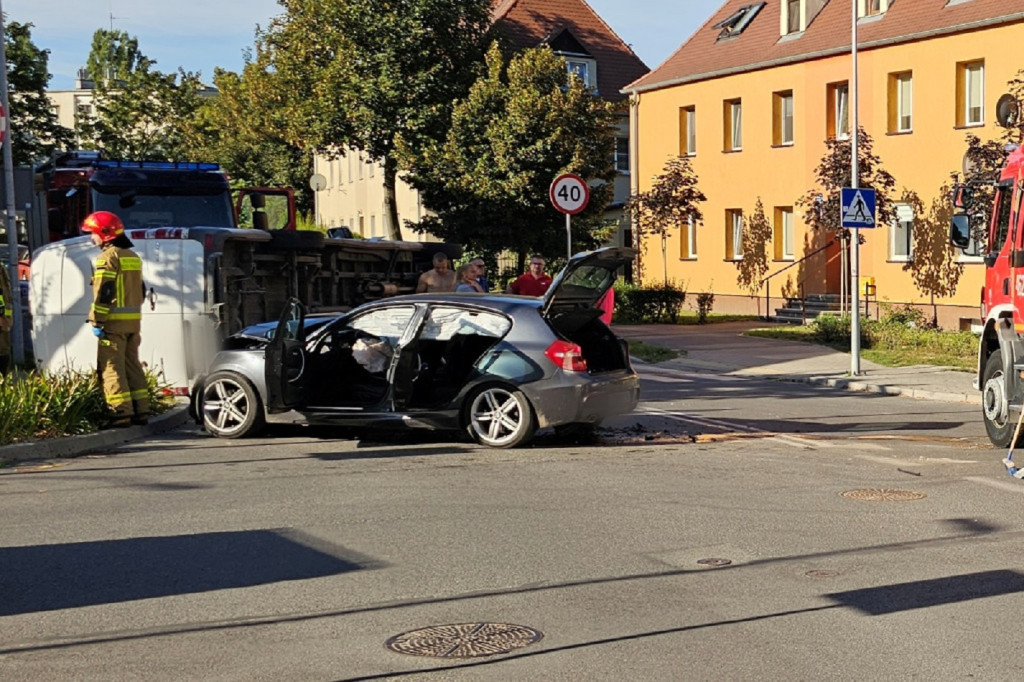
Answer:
[614, 137, 630, 174]
[724, 99, 742, 152]
[566, 59, 596, 89]
[679, 106, 697, 156]
[773, 90, 794, 146]
[957, 60, 984, 127]
[348, 153, 354, 183]
[370, 215, 376, 236]
[859, 0, 887, 18]
[775, 207, 795, 260]
[681, 215, 698, 259]
[888, 71, 913, 133]
[726, 209, 744, 260]
[715, 3, 765, 39]
[890, 203, 913, 261]
[827, 81, 850, 140]
[784, 0, 801, 34]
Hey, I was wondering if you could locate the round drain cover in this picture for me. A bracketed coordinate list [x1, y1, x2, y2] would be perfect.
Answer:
[840, 488, 927, 502]
[385, 622, 543, 658]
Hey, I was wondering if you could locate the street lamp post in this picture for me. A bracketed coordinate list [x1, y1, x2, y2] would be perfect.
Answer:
[850, 0, 862, 376]
[0, 0, 25, 366]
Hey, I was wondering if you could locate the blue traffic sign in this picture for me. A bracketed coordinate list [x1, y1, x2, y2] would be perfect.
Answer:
[841, 187, 876, 228]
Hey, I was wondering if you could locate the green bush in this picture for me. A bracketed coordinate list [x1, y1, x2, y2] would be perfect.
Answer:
[0, 368, 175, 447]
[812, 312, 977, 363]
[614, 281, 686, 323]
[695, 291, 715, 324]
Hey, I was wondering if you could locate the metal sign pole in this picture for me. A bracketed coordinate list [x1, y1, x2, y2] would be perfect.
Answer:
[0, 2, 25, 366]
[566, 213, 571, 261]
[850, 0, 861, 376]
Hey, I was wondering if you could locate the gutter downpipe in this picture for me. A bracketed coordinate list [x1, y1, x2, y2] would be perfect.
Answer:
[629, 91, 640, 284]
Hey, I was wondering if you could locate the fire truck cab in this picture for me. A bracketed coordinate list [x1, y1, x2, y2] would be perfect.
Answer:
[950, 138, 1024, 446]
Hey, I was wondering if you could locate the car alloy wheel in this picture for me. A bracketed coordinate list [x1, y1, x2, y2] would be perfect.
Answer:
[466, 385, 535, 448]
[201, 370, 266, 438]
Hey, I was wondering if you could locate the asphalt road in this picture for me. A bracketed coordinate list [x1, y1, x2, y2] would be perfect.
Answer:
[2, 368, 1022, 680]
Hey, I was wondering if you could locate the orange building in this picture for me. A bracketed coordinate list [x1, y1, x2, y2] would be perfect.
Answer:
[624, 0, 1024, 329]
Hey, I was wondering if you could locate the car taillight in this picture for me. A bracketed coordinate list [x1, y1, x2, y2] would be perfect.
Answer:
[545, 340, 587, 372]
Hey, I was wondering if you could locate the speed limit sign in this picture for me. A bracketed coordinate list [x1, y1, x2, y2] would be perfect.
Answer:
[549, 173, 590, 215]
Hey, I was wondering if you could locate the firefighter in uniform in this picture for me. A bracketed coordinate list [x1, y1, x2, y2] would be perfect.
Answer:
[0, 262, 13, 374]
[82, 211, 149, 427]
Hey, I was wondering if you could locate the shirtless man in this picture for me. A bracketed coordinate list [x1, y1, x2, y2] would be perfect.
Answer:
[416, 252, 457, 293]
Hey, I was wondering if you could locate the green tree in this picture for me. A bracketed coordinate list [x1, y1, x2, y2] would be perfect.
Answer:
[737, 198, 772, 296]
[625, 155, 705, 283]
[261, 0, 494, 240]
[402, 44, 617, 265]
[182, 61, 314, 215]
[77, 29, 203, 160]
[797, 127, 897, 236]
[3, 19, 73, 165]
[955, 132, 1010, 251]
[902, 186, 964, 325]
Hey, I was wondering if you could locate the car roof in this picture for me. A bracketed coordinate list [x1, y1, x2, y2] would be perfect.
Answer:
[360, 293, 544, 314]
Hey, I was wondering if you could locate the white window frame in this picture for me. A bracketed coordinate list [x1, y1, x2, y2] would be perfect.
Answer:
[614, 137, 630, 174]
[890, 203, 913, 261]
[897, 73, 913, 132]
[964, 61, 984, 126]
[687, 215, 698, 258]
[726, 99, 742, 151]
[780, 208, 794, 260]
[834, 82, 850, 140]
[728, 210, 744, 260]
[775, 91, 794, 146]
[564, 58, 597, 89]
[685, 107, 697, 156]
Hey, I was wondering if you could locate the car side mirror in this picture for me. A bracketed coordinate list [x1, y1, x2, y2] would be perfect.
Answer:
[950, 213, 971, 250]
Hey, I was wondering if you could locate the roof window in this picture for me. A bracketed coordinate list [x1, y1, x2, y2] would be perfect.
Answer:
[714, 3, 765, 39]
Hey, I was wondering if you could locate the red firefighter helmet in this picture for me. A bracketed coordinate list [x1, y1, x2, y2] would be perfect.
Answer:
[81, 211, 125, 242]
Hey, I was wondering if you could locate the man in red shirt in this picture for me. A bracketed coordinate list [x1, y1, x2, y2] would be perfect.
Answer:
[507, 255, 552, 297]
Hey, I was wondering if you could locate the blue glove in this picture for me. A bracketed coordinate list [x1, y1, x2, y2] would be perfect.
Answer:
[92, 326, 105, 338]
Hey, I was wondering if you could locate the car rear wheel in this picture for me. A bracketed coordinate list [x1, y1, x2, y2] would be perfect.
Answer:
[201, 371, 266, 438]
[465, 385, 536, 448]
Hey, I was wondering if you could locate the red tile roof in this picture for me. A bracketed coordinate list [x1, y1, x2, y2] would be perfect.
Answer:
[626, 0, 1024, 94]
[491, 0, 650, 101]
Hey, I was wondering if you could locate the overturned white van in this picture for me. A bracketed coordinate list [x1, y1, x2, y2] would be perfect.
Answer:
[31, 227, 460, 394]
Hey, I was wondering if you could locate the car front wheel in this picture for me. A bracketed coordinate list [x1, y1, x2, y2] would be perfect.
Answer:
[465, 385, 536, 448]
[201, 371, 266, 439]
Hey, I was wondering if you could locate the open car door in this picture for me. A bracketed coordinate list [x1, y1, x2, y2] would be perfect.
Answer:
[265, 298, 308, 413]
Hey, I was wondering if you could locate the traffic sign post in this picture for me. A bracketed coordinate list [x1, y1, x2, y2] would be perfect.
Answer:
[549, 173, 590, 260]
[842, 185, 875, 377]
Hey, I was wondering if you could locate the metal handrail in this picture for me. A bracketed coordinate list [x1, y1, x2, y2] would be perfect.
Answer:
[759, 240, 835, 322]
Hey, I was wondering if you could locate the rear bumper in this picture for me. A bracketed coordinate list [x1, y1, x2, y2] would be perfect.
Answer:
[525, 370, 639, 428]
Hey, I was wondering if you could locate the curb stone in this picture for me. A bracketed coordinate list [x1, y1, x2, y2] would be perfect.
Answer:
[0, 401, 193, 465]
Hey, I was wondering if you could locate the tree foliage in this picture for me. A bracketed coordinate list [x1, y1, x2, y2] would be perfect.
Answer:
[737, 198, 772, 295]
[77, 29, 203, 160]
[181, 61, 314, 215]
[797, 127, 897, 238]
[261, 0, 494, 240]
[3, 20, 73, 165]
[401, 44, 617, 263]
[902, 186, 963, 317]
[625, 155, 705, 283]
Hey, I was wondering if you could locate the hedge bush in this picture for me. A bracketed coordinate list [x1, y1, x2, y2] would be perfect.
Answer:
[614, 282, 687, 323]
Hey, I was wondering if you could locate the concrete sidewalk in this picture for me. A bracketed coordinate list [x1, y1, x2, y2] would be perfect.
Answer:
[615, 320, 980, 406]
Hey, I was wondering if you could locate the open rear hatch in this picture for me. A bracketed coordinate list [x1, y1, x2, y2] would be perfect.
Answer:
[541, 247, 636, 373]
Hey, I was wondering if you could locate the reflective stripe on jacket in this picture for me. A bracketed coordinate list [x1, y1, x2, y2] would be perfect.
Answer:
[87, 245, 145, 332]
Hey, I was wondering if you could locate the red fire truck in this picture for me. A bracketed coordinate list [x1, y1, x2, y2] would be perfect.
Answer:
[949, 97, 1024, 446]
[34, 150, 295, 249]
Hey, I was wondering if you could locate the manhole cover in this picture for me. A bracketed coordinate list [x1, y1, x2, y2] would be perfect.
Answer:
[385, 622, 543, 658]
[696, 557, 732, 567]
[840, 488, 927, 502]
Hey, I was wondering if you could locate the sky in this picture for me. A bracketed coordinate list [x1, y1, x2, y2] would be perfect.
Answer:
[5, 0, 725, 90]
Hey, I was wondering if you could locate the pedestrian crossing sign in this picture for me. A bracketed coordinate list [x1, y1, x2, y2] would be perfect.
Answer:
[841, 187, 876, 228]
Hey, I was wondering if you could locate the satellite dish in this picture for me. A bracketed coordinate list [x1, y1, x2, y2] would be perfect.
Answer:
[996, 94, 1020, 128]
[309, 173, 328, 192]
